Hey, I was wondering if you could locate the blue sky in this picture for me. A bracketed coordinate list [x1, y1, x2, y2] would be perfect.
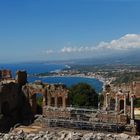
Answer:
[0, 0, 140, 63]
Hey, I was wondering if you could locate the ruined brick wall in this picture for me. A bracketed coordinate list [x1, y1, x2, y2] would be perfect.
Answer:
[135, 82, 140, 98]
[0, 70, 12, 80]
[0, 82, 20, 121]
[43, 107, 70, 119]
[0, 81, 33, 129]
[118, 82, 140, 98]
[15, 71, 27, 86]
[97, 113, 128, 124]
[22, 83, 69, 116]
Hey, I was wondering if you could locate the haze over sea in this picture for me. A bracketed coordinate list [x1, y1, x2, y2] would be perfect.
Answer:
[0, 63, 103, 93]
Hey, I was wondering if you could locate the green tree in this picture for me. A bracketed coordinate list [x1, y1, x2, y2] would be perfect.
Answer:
[68, 83, 98, 107]
[37, 96, 43, 107]
[134, 98, 140, 108]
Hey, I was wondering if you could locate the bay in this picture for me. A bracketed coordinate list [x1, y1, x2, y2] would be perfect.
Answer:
[0, 63, 103, 93]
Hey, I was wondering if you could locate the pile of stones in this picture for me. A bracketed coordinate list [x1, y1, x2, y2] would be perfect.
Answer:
[0, 130, 140, 140]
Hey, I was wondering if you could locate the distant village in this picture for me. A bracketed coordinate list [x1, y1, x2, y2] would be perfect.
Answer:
[32, 64, 140, 87]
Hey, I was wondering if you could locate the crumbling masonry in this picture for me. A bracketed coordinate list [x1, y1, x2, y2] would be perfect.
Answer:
[22, 81, 69, 117]
[0, 69, 69, 131]
[0, 69, 139, 134]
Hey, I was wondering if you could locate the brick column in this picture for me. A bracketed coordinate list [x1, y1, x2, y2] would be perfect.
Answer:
[42, 95, 46, 115]
[62, 96, 66, 108]
[106, 93, 109, 109]
[130, 95, 134, 120]
[30, 94, 37, 115]
[47, 95, 51, 107]
[55, 97, 58, 107]
[124, 94, 126, 115]
[42, 96, 46, 106]
[130, 94, 136, 126]
[115, 94, 118, 113]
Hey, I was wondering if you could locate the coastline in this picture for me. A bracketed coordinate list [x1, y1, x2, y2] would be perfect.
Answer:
[31, 74, 105, 90]
[38, 74, 104, 82]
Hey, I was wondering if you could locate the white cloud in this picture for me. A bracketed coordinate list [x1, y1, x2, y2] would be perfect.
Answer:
[44, 34, 140, 59]
[45, 49, 54, 54]
[60, 46, 94, 53]
[59, 34, 140, 53]
[98, 34, 140, 50]
[61, 47, 76, 53]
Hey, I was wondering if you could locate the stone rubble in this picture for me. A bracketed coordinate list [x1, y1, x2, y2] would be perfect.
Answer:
[0, 130, 139, 140]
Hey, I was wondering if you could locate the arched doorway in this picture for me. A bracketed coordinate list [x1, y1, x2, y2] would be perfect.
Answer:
[120, 100, 124, 111]
[110, 98, 115, 110]
[36, 93, 43, 114]
[51, 97, 55, 107]
[30, 93, 43, 115]
[58, 97, 62, 107]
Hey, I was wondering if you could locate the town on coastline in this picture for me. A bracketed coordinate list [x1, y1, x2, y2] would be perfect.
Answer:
[31, 64, 140, 92]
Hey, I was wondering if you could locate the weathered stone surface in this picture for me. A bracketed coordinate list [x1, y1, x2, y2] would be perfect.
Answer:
[82, 133, 93, 140]
[131, 136, 140, 140]
[0, 130, 140, 140]
[118, 133, 131, 140]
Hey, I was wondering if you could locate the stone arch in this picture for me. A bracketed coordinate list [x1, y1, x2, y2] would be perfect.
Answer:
[110, 98, 115, 110]
[22, 83, 69, 114]
[22, 84, 47, 115]
[30, 94, 37, 115]
[30, 93, 43, 115]
[29, 90, 47, 114]
[36, 93, 43, 112]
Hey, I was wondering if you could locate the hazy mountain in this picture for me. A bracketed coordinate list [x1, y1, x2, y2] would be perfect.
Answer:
[47, 51, 140, 65]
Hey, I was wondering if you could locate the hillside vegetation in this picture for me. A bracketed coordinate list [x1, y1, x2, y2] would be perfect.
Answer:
[112, 72, 140, 84]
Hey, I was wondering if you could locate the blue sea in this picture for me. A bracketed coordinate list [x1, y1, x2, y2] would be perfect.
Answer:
[0, 63, 103, 93]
